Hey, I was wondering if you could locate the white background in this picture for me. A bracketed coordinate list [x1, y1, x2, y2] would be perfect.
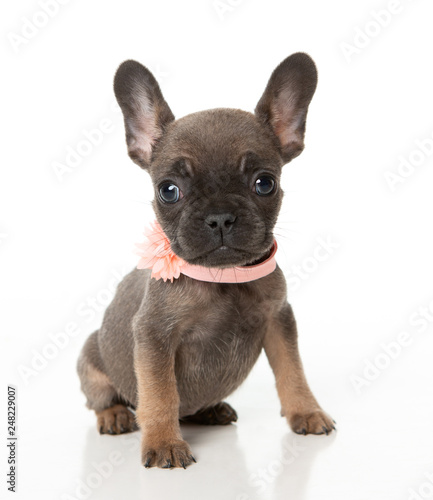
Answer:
[2, 0, 433, 499]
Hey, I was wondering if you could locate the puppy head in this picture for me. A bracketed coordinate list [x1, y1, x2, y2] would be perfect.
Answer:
[114, 54, 317, 268]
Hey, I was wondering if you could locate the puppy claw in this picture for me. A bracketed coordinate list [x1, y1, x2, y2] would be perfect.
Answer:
[141, 440, 195, 469]
[290, 409, 335, 436]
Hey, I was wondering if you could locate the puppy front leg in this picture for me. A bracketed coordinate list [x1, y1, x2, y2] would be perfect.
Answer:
[264, 303, 335, 435]
[134, 341, 196, 468]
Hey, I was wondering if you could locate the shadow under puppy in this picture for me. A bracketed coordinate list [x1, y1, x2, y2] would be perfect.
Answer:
[77, 53, 335, 469]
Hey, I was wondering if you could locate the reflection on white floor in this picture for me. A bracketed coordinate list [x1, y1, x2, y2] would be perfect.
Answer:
[5, 317, 433, 500]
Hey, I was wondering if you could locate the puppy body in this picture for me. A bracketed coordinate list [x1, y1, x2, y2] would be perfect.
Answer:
[77, 54, 334, 469]
[81, 264, 285, 414]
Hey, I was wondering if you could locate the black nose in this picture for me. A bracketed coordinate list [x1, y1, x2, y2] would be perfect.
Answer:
[205, 213, 237, 233]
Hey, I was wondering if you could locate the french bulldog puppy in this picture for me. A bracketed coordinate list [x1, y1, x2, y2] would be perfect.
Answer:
[77, 53, 334, 469]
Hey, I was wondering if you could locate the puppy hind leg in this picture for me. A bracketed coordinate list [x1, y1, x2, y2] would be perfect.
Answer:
[180, 402, 238, 425]
[95, 404, 138, 435]
[77, 330, 138, 435]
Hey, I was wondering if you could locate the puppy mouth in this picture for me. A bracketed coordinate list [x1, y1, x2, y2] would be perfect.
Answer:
[185, 244, 270, 268]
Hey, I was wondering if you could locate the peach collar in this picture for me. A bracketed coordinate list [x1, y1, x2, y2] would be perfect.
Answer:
[135, 221, 277, 283]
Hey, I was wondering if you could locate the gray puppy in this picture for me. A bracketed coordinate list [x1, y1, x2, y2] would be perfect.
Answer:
[77, 53, 334, 469]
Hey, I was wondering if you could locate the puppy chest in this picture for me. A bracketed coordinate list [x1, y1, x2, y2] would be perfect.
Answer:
[175, 305, 267, 375]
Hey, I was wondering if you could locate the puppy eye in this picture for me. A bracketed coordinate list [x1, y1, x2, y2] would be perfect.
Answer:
[254, 175, 276, 196]
[159, 182, 181, 203]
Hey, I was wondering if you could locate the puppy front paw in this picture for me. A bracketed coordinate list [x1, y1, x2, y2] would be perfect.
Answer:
[289, 409, 335, 436]
[142, 439, 196, 469]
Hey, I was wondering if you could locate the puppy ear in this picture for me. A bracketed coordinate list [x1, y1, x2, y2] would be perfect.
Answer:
[114, 60, 175, 169]
[255, 53, 318, 163]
